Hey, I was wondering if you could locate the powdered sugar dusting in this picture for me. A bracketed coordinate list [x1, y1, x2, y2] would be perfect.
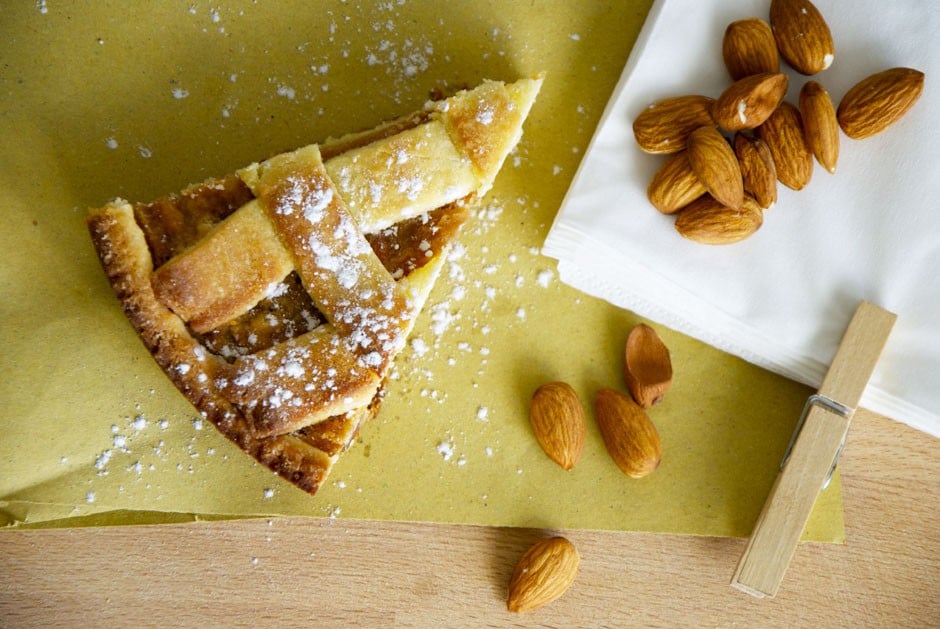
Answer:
[77, 1, 551, 515]
[75, 388, 235, 509]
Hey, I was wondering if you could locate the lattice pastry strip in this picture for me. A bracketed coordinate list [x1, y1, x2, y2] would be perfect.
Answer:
[152, 200, 293, 333]
[323, 119, 479, 234]
[242, 144, 412, 367]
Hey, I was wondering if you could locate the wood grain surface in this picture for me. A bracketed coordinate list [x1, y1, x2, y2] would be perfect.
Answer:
[1, 408, 937, 627]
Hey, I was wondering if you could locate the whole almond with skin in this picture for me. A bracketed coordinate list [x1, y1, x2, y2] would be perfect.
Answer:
[723, 18, 779, 80]
[769, 0, 834, 75]
[529, 382, 586, 471]
[594, 388, 662, 478]
[734, 133, 777, 209]
[633, 95, 716, 154]
[647, 151, 707, 214]
[675, 194, 763, 245]
[756, 101, 813, 190]
[624, 324, 673, 408]
[712, 72, 789, 132]
[507, 536, 580, 613]
[837, 67, 925, 140]
[799, 80, 839, 173]
[687, 126, 744, 209]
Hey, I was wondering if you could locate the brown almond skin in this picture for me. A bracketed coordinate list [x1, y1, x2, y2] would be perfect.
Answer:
[594, 388, 662, 478]
[837, 68, 925, 140]
[756, 101, 813, 190]
[647, 151, 707, 214]
[675, 194, 764, 245]
[799, 80, 839, 173]
[712, 72, 789, 131]
[687, 126, 744, 209]
[507, 537, 580, 613]
[633, 95, 716, 154]
[624, 324, 673, 408]
[530, 382, 586, 471]
[769, 0, 834, 75]
[734, 133, 777, 209]
[723, 18, 779, 80]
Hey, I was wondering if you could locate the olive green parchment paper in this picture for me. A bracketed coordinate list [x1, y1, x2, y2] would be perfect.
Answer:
[0, 0, 842, 541]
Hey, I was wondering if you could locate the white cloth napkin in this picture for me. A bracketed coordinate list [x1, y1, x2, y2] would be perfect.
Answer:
[543, 0, 940, 437]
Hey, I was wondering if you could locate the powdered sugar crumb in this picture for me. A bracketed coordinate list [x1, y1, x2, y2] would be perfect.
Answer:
[276, 84, 296, 100]
[536, 269, 554, 288]
[410, 337, 429, 356]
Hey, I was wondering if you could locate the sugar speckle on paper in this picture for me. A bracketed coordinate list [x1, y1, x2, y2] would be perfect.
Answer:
[80, 406, 228, 506]
[536, 269, 554, 288]
[436, 438, 455, 461]
[275, 83, 296, 100]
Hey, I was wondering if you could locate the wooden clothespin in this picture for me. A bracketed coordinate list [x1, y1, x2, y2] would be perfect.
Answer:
[731, 301, 897, 598]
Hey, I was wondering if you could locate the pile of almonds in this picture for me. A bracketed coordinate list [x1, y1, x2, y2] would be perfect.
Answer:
[529, 323, 672, 481]
[508, 324, 673, 612]
[634, 0, 925, 245]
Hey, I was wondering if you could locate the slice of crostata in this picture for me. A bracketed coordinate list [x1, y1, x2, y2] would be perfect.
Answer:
[87, 76, 542, 495]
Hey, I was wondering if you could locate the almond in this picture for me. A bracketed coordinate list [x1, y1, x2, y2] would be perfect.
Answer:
[624, 324, 673, 408]
[837, 67, 925, 140]
[733, 133, 777, 209]
[712, 72, 789, 131]
[647, 151, 707, 214]
[529, 382, 586, 471]
[769, 0, 834, 75]
[674, 194, 763, 245]
[507, 536, 580, 613]
[686, 126, 744, 209]
[723, 18, 779, 80]
[633, 95, 716, 154]
[756, 101, 813, 190]
[594, 388, 662, 478]
[799, 80, 839, 173]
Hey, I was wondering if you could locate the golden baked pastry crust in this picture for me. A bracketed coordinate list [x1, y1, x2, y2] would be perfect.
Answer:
[87, 77, 542, 494]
